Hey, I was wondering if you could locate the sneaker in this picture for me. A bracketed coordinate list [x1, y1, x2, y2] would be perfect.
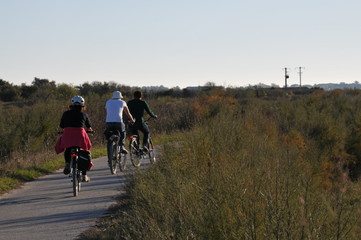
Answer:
[63, 163, 71, 175]
[121, 146, 128, 154]
[82, 175, 90, 182]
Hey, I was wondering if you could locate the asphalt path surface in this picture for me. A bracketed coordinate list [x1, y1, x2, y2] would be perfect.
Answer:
[0, 155, 140, 240]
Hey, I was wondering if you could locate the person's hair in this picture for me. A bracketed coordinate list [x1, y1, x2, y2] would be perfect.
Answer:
[69, 105, 83, 111]
[134, 91, 142, 99]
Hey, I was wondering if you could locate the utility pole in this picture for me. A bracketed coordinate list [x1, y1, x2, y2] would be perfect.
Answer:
[297, 67, 305, 87]
[284, 68, 289, 89]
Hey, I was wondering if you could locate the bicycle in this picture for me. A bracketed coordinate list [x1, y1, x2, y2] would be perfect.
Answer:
[106, 129, 127, 174]
[68, 147, 82, 196]
[128, 117, 156, 167]
[59, 130, 94, 197]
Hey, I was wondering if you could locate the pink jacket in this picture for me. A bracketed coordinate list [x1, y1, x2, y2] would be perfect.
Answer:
[55, 127, 92, 154]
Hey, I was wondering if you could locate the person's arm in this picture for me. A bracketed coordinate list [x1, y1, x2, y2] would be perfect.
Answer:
[124, 106, 135, 123]
[143, 101, 157, 118]
[84, 113, 93, 132]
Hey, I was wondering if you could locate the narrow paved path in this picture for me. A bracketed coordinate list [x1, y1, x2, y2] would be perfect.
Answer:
[0, 156, 137, 240]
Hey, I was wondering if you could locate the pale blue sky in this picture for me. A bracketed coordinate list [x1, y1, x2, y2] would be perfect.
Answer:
[1, 0, 360, 88]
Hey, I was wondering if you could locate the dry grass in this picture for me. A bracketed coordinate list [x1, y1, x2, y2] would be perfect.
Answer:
[80, 95, 361, 240]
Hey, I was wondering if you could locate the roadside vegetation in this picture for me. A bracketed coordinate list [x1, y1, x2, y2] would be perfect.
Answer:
[0, 78, 194, 193]
[81, 88, 361, 240]
[2, 78, 361, 239]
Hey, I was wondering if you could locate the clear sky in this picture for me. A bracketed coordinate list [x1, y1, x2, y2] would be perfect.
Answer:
[1, 0, 360, 89]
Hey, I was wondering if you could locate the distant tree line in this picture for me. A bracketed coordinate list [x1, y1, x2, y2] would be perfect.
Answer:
[0, 78, 184, 102]
[1, 78, 327, 104]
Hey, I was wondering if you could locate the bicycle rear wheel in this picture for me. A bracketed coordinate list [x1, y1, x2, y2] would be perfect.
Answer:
[108, 140, 118, 174]
[148, 138, 156, 164]
[72, 168, 77, 196]
[72, 167, 81, 196]
[129, 138, 141, 167]
[70, 149, 80, 197]
[77, 171, 81, 193]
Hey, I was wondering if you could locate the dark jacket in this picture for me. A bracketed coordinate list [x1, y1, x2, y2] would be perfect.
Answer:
[127, 99, 156, 122]
[60, 110, 92, 128]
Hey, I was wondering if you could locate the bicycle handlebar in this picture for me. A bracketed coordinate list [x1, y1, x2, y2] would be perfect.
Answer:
[127, 116, 157, 125]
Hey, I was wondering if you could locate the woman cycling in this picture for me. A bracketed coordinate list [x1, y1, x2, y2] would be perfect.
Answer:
[55, 96, 93, 182]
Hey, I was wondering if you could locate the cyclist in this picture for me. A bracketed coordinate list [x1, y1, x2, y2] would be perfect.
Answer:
[127, 91, 157, 152]
[105, 91, 135, 157]
[55, 96, 93, 182]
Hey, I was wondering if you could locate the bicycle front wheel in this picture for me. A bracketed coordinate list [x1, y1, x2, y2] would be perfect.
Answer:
[148, 138, 156, 164]
[108, 141, 118, 174]
[129, 138, 141, 168]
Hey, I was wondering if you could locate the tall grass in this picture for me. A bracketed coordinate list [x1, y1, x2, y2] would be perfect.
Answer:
[82, 92, 361, 240]
[2, 85, 361, 238]
[0, 88, 194, 193]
